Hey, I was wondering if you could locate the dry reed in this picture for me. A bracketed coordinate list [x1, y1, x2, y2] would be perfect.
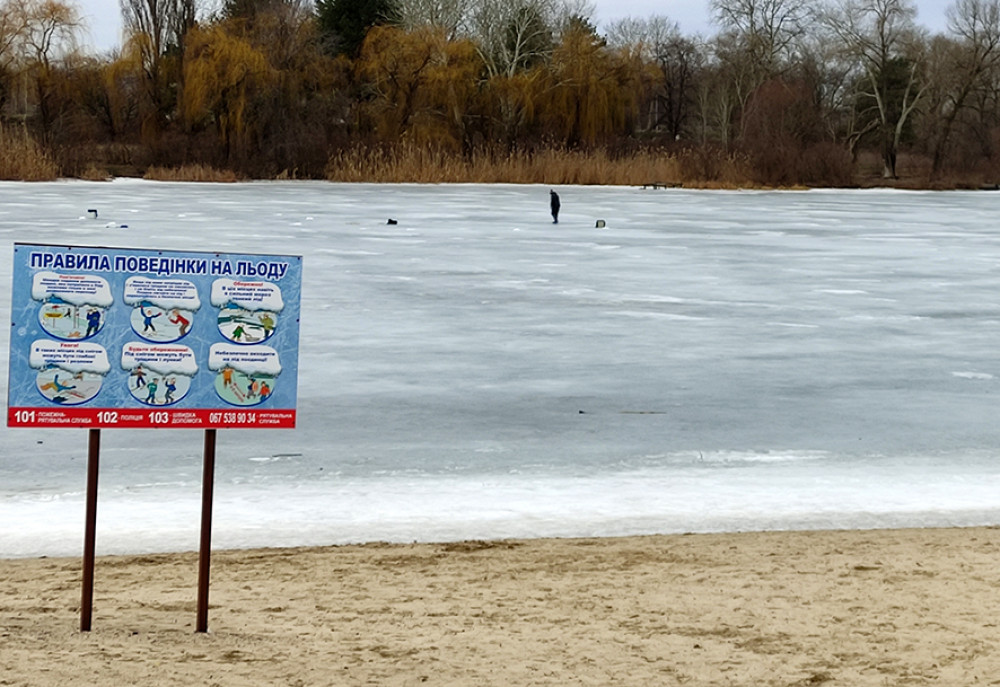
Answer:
[325, 144, 755, 187]
[143, 164, 240, 182]
[0, 123, 59, 181]
[78, 164, 113, 181]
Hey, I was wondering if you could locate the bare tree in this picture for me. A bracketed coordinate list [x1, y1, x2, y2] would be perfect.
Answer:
[121, 0, 195, 59]
[711, 0, 809, 73]
[0, 0, 27, 113]
[821, 0, 929, 177]
[0, 1, 29, 65]
[924, 0, 1000, 174]
[707, 0, 810, 146]
[469, 0, 558, 78]
[395, 0, 471, 39]
[604, 14, 678, 56]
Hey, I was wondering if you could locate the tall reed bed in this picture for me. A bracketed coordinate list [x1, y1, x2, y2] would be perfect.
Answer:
[0, 123, 59, 181]
[143, 164, 240, 182]
[325, 145, 754, 187]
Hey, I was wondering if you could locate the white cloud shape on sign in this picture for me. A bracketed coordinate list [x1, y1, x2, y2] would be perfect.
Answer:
[211, 279, 284, 312]
[208, 344, 282, 377]
[31, 272, 113, 308]
[123, 277, 202, 311]
[29, 340, 111, 374]
[120, 342, 199, 376]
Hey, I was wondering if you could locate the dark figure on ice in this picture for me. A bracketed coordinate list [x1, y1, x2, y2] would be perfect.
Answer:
[550, 190, 560, 224]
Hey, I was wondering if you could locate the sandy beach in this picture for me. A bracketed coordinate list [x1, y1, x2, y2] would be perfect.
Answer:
[2, 527, 999, 686]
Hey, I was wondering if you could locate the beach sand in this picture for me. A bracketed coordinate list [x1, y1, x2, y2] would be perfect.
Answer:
[2, 527, 999, 686]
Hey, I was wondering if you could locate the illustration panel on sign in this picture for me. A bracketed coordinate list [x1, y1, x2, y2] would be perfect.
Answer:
[213, 279, 283, 344]
[124, 277, 200, 343]
[30, 340, 110, 405]
[210, 343, 281, 407]
[121, 342, 198, 405]
[33, 271, 112, 341]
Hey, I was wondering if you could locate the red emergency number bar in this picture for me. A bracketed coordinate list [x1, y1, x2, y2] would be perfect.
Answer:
[8, 406, 296, 428]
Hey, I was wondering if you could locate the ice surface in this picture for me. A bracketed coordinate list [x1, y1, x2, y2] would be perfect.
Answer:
[1, 181, 999, 557]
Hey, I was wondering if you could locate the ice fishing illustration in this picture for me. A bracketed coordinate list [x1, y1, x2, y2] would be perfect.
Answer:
[32, 271, 112, 341]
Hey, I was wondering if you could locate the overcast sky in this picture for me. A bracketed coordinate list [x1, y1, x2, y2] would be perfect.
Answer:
[76, 0, 952, 55]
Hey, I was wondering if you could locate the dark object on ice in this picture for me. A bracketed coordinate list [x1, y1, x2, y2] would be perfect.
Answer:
[87, 209, 98, 218]
[595, 219, 606, 228]
[387, 218, 398, 225]
[550, 190, 560, 223]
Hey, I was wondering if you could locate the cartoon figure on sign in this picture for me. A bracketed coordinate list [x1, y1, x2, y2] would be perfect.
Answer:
[258, 313, 275, 339]
[131, 364, 147, 388]
[85, 308, 102, 337]
[169, 309, 191, 337]
[140, 304, 161, 333]
[41, 374, 75, 393]
[145, 378, 159, 404]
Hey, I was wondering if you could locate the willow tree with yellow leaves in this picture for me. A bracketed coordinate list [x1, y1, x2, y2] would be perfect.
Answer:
[182, 24, 273, 165]
[356, 24, 481, 150]
[541, 16, 642, 146]
[221, 0, 348, 175]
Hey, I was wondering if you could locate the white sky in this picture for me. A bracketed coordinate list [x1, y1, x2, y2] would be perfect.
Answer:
[76, 0, 951, 54]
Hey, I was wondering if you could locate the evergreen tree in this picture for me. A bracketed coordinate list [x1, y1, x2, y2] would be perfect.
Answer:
[316, 0, 399, 56]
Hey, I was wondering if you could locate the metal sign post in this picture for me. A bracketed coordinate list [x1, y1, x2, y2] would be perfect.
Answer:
[197, 429, 217, 633]
[80, 428, 101, 632]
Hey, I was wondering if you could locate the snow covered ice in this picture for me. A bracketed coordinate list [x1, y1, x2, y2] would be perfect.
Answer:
[1, 180, 1000, 557]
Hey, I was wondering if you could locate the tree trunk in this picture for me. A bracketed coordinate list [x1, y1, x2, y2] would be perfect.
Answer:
[882, 139, 897, 178]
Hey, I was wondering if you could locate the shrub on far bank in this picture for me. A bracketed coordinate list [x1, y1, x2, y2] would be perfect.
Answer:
[0, 124, 59, 181]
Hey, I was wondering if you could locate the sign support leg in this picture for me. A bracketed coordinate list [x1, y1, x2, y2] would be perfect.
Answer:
[81, 428, 101, 632]
[197, 428, 217, 633]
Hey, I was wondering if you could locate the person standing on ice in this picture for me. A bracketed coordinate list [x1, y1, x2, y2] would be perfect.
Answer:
[550, 190, 560, 223]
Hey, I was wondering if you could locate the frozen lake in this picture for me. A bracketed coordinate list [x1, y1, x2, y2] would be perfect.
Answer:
[2, 180, 1000, 557]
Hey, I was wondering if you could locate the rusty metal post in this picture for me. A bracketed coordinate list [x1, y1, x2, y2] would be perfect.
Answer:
[80, 428, 101, 631]
[196, 428, 217, 632]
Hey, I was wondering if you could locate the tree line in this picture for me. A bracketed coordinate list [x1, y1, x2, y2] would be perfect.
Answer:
[3, 0, 1000, 186]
